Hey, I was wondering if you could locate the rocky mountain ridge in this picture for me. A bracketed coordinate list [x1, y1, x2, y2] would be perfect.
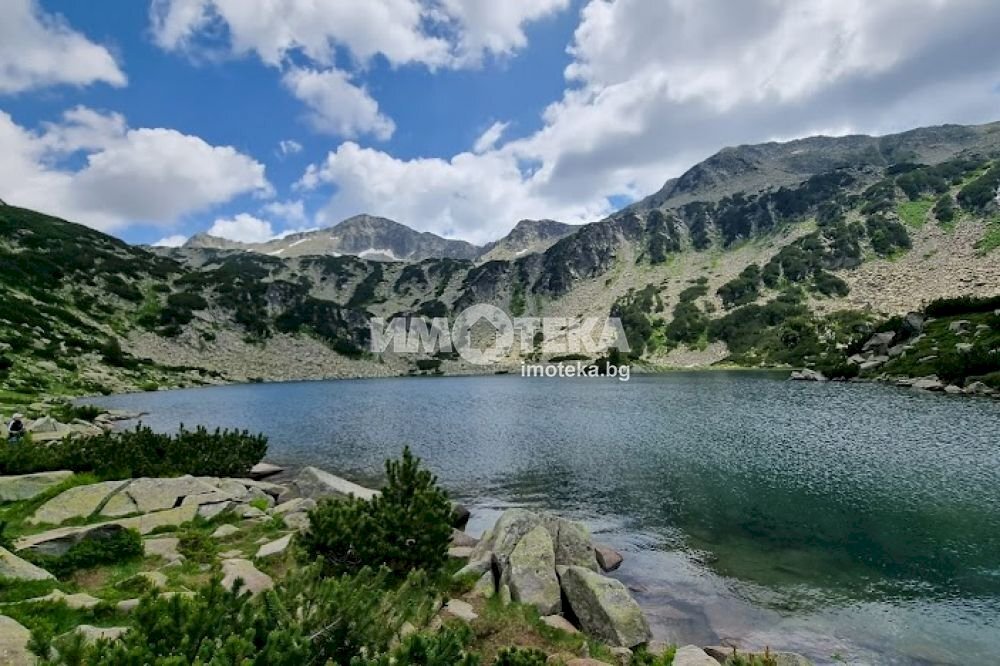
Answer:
[180, 215, 576, 264]
[1, 120, 998, 398]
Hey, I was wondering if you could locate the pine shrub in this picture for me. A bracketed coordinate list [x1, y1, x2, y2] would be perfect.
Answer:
[300, 446, 453, 577]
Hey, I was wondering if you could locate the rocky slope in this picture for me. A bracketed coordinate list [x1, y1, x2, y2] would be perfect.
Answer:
[1, 120, 999, 400]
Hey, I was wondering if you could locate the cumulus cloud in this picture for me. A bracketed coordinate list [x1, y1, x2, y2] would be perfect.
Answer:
[0, 106, 270, 232]
[282, 67, 395, 140]
[298, 142, 609, 244]
[298, 0, 1000, 241]
[207, 213, 275, 243]
[473, 121, 509, 154]
[260, 199, 308, 224]
[153, 234, 188, 247]
[150, 0, 568, 68]
[0, 0, 126, 94]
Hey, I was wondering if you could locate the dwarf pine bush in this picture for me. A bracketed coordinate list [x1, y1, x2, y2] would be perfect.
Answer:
[300, 446, 453, 577]
[0, 424, 267, 477]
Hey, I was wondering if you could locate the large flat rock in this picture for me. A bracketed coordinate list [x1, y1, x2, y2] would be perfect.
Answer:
[221, 558, 273, 596]
[29, 480, 128, 525]
[0, 471, 73, 502]
[120, 476, 224, 514]
[284, 466, 378, 501]
[0, 546, 54, 581]
[0, 615, 35, 665]
[16, 505, 199, 554]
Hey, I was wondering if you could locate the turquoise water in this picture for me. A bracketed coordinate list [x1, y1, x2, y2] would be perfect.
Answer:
[87, 373, 1000, 664]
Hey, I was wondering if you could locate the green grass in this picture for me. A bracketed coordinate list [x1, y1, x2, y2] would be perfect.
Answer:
[975, 217, 1000, 255]
[896, 199, 934, 228]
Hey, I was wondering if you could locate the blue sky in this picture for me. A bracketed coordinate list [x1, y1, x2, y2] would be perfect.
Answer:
[1, 0, 998, 246]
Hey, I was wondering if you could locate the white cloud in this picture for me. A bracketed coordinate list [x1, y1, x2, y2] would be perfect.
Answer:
[153, 234, 188, 247]
[0, 107, 270, 232]
[298, 141, 609, 244]
[261, 199, 307, 224]
[297, 0, 1000, 242]
[436, 0, 570, 65]
[150, 0, 568, 68]
[207, 213, 275, 243]
[473, 121, 509, 154]
[0, 0, 126, 94]
[277, 139, 302, 156]
[282, 67, 395, 140]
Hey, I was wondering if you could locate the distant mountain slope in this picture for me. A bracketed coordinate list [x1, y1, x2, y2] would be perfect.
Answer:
[477, 219, 577, 262]
[185, 214, 481, 262]
[1, 120, 998, 399]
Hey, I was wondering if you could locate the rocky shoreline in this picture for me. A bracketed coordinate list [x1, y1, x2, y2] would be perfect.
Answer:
[0, 461, 816, 665]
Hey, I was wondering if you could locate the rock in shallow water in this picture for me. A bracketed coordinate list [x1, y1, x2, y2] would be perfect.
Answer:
[557, 565, 651, 648]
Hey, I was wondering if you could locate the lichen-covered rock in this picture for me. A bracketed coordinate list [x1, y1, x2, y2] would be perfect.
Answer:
[548, 517, 598, 571]
[255, 534, 291, 559]
[29, 480, 129, 525]
[502, 524, 561, 615]
[442, 599, 478, 622]
[271, 497, 316, 515]
[557, 565, 651, 648]
[483, 508, 545, 571]
[468, 571, 495, 599]
[541, 614, 579, 634]
[212, 524, 240, 539]
[0, 547, 53, 581]
[123, 476, 223, 513]
[0, 471, 72, 502]
[143, 536, 183, 563]
[221, 558, 273, 596]
[0, 615, 34, 666]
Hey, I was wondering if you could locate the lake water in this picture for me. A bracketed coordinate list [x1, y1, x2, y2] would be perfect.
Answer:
[86, 372, 1000, 665]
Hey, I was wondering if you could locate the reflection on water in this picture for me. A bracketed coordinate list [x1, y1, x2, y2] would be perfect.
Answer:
[87, 372, 1000, 665]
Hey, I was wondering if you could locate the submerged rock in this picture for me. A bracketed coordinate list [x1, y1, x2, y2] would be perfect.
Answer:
[557, 565, 651, 648]
[703, 646, 813, 666]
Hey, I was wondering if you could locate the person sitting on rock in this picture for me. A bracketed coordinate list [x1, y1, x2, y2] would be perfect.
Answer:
[7, 413, 25, 442]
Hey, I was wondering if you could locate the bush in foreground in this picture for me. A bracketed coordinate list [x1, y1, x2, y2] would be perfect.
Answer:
[0, 425, 267, 477]
[300, 446, 453, 577]
[42, 566, 443, 665]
